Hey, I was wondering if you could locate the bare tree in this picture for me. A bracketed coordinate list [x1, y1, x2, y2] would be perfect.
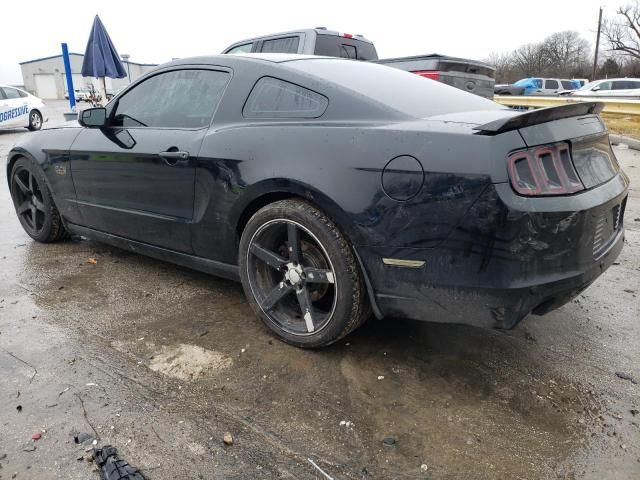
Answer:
[603, 3, 640, 59]
[512, 43, 550, 77]
[541, 31, 590, 77]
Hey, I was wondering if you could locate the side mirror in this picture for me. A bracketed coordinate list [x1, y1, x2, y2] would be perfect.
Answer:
[78, 108, 107, 128]
[591, 86, 600, 91]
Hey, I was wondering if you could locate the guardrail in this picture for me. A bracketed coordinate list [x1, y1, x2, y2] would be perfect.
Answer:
[493, 95, 640, 116]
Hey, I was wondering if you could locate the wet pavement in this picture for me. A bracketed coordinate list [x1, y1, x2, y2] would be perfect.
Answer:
[0, 102, 639, 479]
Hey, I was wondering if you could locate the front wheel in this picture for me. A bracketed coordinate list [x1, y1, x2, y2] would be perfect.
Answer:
[10, 158, 67, 242]
[28, 110, 43, 131]
[239, 199, 370, 348]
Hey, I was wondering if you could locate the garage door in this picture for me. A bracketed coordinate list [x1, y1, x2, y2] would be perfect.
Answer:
[34, 74, 57, 99]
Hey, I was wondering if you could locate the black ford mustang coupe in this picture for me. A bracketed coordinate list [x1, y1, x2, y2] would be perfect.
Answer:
[7, 54, 628, 347]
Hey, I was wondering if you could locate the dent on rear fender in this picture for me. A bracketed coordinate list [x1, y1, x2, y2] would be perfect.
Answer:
[354, 173, 491, 248]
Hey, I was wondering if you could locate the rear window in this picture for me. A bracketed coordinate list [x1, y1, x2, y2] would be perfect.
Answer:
[314, 34, 378, 60]
[261, 37, 300, 54]
[287, 59, 500, 118]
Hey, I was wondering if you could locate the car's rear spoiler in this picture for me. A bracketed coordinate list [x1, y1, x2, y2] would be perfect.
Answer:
[473, 102, 604, 135]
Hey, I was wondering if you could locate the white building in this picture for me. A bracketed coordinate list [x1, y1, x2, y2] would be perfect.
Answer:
[20, 53, 158, 99]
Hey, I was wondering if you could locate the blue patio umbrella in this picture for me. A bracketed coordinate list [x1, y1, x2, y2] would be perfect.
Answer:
[81, 15, 127, 103]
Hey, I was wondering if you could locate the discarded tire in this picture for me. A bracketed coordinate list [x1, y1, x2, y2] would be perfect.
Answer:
[95, 446, 145, 480]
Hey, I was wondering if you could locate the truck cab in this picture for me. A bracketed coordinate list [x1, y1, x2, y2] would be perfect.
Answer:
[223, 28, 378, 61]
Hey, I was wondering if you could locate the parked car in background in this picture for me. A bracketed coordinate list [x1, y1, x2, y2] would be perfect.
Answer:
[494, 83, 525, 96]
[566, 78, 640, 97]
[0, 85, 46, 131]
[223, 28, 495, 98]
[510, 78, 579, 96]
[65, 89, 92, 102]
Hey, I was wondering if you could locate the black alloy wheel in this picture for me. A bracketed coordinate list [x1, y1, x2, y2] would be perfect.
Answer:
[247, 218, 337, 336]
[11, 165, 46, 236]
[239, 199, 370, 348]
[10, 158, 67, 242]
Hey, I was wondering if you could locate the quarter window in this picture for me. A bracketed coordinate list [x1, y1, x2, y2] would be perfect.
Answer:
[243, 77, 328, 119]
[111, 69, 230, 128]
[260, 37, 300, 54]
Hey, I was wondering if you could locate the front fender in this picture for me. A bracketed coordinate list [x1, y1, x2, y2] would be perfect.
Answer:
[6, 127, 83, 224]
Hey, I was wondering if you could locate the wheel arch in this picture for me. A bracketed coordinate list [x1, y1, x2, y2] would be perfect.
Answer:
[233, 180, 384, 320]
[6, 149, 55, 199]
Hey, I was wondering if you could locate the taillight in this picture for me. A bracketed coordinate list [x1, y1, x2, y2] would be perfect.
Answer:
[412, 70, 440, 81]
[508, 142, 584, 196]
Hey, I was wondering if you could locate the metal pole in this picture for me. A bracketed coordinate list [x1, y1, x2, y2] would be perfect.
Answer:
[61, 43, 76, 110]
[592, 7, 603, 81]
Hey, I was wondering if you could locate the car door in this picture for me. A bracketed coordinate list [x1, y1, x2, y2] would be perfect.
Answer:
[527, 78, 543, 95]
[0, 87, 29, 128]
[69, 67, 231, 252]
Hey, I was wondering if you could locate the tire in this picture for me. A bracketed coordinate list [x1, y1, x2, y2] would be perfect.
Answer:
[10, 158, 67, 243]
[28, 109, 43, 131]
[239, 199, 370, 348]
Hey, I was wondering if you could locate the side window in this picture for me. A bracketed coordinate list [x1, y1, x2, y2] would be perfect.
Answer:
[614, 81, 634, 90]
[111, 69, 230, 129]
[260, 37, 300, 54]
[340, 44, 357, 59]
[561, 80, 573, 89]
[2, 87, 21, 99]
[598, 81, 612, 91]
[631, 81, 640, 89]
[534, 79, 543, 88]
[243, 77, 328, 119]
[545, 79, 559, 90]
[18, 89, 28, 98]
[226, 43, 253, 54]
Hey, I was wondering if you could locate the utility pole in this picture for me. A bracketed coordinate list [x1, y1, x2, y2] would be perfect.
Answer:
[592, 7, 603, 81]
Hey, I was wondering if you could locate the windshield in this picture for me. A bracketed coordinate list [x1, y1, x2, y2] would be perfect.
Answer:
[286, 59, 500, 118]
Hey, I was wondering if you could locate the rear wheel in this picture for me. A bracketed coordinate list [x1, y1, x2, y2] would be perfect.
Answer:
[28, 110, 42, 131]
[10, 158, 67, 242]
[239, 199, 369, 348]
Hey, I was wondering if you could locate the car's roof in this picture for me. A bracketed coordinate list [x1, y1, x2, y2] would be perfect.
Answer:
[166, 53, 336, 66]
[594, 77, 640, 82]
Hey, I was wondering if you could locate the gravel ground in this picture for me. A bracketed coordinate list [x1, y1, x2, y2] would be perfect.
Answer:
[0, 101, 638, 479]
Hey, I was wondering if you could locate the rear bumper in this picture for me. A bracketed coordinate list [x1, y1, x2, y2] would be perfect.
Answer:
[360, 174, 629, 329]
[366, 228, 623, 329]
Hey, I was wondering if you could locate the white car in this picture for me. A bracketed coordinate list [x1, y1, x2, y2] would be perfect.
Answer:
[569, 78, 640, 97]
[0, 85, 48, 131]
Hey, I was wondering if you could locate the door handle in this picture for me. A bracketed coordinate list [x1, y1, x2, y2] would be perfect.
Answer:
[159, 150, 189, 166]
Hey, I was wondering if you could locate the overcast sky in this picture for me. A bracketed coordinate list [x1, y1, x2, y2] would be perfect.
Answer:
[1, 0, 616, 85]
